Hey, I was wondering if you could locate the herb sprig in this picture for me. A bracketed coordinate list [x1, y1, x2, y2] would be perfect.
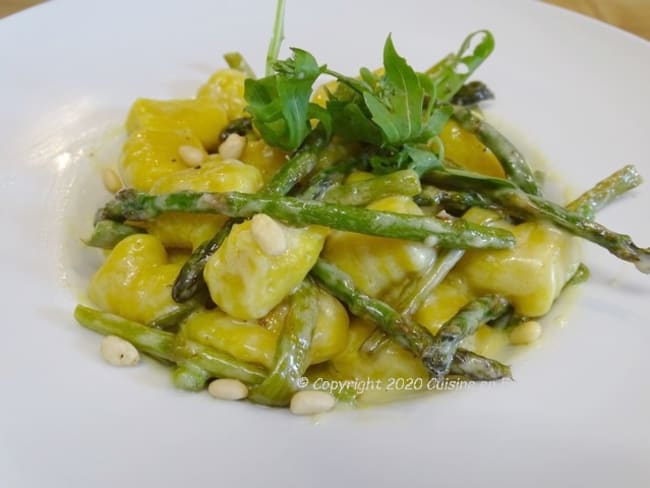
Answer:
[244, 27, 495, 176]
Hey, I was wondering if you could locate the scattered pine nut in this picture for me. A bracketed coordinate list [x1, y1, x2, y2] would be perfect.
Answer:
[289, 390, 336, 415]
[208, 379, 249, 400]
[178, 145, 205, 167]
[102, 168, 122, 193]
[250, 213, 288, 256]
[100, 335, 140, 366]
[218, 133, 246, 160]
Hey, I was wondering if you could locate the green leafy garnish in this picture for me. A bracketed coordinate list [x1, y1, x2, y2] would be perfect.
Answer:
[363, 36, 429, 145]
[427, 30, 495, 102]
[244, 29, 494, 174]
[245, 48, 327, 151]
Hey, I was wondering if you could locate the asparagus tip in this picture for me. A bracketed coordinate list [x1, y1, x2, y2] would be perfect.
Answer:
[634, 253, 650, 274]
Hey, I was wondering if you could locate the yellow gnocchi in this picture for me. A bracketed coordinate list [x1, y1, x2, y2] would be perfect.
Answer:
[196, 69, 248, 120]
[323, 195, 437, 297]
[126, 98, 228, 151]
[457, 221, 580, 317]
[204, 219, 328, 320]
[88, 234, 180, 324]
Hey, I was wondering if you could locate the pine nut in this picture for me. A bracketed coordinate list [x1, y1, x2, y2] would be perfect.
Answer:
[289, 390, 336, 415]
[100, 335, 140, 366]
[101, 168, 122, 193]
[208, 378, 249, 400]
[250, 213, 287, 256]
[509, 320, 542, 345]
[218, 133, 246, 160]
[178, 145, 205, 167]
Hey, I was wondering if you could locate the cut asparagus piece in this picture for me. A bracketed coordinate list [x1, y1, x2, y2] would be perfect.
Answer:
[453, 107, 541, 196]
[171, 220, 238, 302]
[426, 295, 510, 378]
[450, 81, 495, 106]
[415, 186, 494, 214]
[84, 220, 143, 249]
[322, 169, 422, 206]
[566, 164, 642, 219]
[74, 305, 267, 385]
[75, 305, 176, 362]
[299, 160, 356, 201]
[449, 349, 512, 380]
[395, 249, 466, 316]
[148, 288, 210, 332]
[249, 280, 320, 406]
[311, 259, 512, 381]
[172, 362, 211, 392]
[218, 117, 253, 143]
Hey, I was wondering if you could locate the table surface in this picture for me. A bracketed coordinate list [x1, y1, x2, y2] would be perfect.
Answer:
[0, 0, 649, 41]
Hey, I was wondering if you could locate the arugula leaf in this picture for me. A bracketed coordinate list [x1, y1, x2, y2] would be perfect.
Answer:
[426, 30, 495, 102]
[245, 48, 325, 151]
[318, 75, 382, 144]
[422, 104, 454, 139]
[363, 36, 425, 145]
[345, 36, 453, 148]
[328, 99, 383, 145]
[404, 145, 445, 176]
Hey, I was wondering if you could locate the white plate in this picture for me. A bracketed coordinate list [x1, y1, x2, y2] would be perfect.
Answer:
[1, 0, 649, 486]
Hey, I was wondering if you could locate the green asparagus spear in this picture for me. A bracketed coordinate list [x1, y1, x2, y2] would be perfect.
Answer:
[75, 305, 176, 362]
[451, 81, 495, 106]
[219, 117, 253, 143]
[223, 52, 256, 79]
[414, 186, 494, 214]
[299, 160, 356, 201]
[452, 107, 541, 196]
[396, 249, 466, 316]
[148, 288, 210, 332]
[174, 336, 267, 385]
[84, 220, 143, 249]
[322, 169, 422, 206]
[99, 189, 515, 250]
[311, 259, 512, 381]
[173, 362, 211, 392]
[566, 164, 643, 219]
[426, 295, 510, 378]
[499, 188, 650, 272]
[249, 280, 320, 406]
[448, 349, 512, 380]
[259, 132, 326, 196]
[74, 305, 267, 385]
[425, 168, 650, 273]
[172, 219, 238, 302]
